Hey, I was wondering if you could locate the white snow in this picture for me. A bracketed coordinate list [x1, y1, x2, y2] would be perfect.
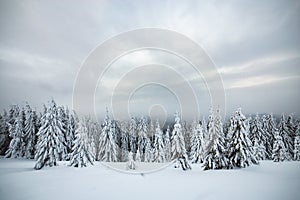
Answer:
[0, 158, 300, 200]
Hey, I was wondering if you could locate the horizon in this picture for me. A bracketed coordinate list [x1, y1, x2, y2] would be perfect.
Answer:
[1, 99, 299, 127]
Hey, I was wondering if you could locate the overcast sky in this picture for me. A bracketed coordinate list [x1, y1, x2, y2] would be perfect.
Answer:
[0, 0, 299, 120]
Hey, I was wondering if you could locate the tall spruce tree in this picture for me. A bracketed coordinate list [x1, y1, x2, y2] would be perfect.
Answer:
[98, 108, 118, 162]
[183, 120, 191, 155]
[272, 130, 288, 162]
[190, 121, 205, 163]
[171, 111, 191, 170]
[120, 121, 129, 161]
[34, 100, 65, 170]
[153, 120, 165, 162]
[5, 109, 24, 158]
[137, 116, 148, 161]
[24, 103, 37, 159]
[69, 119, 94, 167]
[227, 108, 258, 168]
[202, 116, 208, 141]
[86, 117, 101, 161]
[163, 126, 171, 161]
[226, 116, 235, 143]
[278, 114, 292, 160]
[149, 120, 155, 144]
[203, 108, 228, 170]
[57, 106, 67, 161]
[144, 137, 152, 162]
[262, 115, 275, 159]
[64, 107, 77, 160]
[129, 117, 137, 153]
[249, 115, 266, 161]
[111, 120, 121, 149]
[171, 111, 186, 159]
[286, 115, 296, 156]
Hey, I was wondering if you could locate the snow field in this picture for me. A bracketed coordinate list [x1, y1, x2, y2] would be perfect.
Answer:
[0, 159, 299, 200]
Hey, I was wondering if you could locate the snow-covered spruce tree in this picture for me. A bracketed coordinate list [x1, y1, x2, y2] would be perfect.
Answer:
[262, 115, 274, 159]
[190, 121, 205, 164]
[293, 123, 300, 161]
[203, 108, 228, 170]
[20, 106, 26, 129]
[23, 103, 37, 159]
[94, 122, 102, 160]
[223, 116, 231, 139]
[188, 120, 197, 150]
[227, 108, 258, 168]
[252, 138, 266, 161]
[163, 126, 171, 161]
[111, 119, 122, 148]
[135, 148, 141, 162]
[245, 115, 251, 134]
[183, 120, 191, 154]
[0, 110, 11, 155]
[86, 117, 101, 161]
[57, 106, 67, 161]
[83, 117, 96, 159]
[286, 115, 296, 156]
[64, 107, 77, 160]
[278, 114, 292, 160]
[171, 111, 186, 159]
[129, 117, 137, 153]
[98, 108, 118, 162]
[8, 105, 20, 126]
[202, 116, 208, 141]
[137, 116, 148, 161]
[69, 119, 94, 167]
[226, 116, 235, 142]
[34, 100, 65, 170]
[149, 120, 155, 144]
[249, 115, 266, 161]
[88, 136, 96, 161]
[144, 137, 152, 162]
[153, 120, 165, 162]
[5, 109, 25, 158]
[272, 130, 288, 162]
[126, 152, 135, 170]
[5, 104, 21, 154]
[33, 110, 40, 138]
[120, 121, 129, 161]
[171, 111, 191, 170]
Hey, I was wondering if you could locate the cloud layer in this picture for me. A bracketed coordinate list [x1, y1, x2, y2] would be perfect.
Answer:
[0, 0, 299, 118]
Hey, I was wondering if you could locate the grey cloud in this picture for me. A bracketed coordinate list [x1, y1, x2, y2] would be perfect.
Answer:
[0, 0, 299, 118]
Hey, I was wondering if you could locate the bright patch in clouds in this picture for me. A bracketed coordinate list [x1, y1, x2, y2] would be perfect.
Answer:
[229, 75, 300, 89]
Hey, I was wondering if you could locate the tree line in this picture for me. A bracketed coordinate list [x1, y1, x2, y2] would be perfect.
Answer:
[0, 99, 299, 170]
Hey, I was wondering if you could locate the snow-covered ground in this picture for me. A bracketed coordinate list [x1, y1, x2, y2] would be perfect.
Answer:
[0, 159, 299, 200]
